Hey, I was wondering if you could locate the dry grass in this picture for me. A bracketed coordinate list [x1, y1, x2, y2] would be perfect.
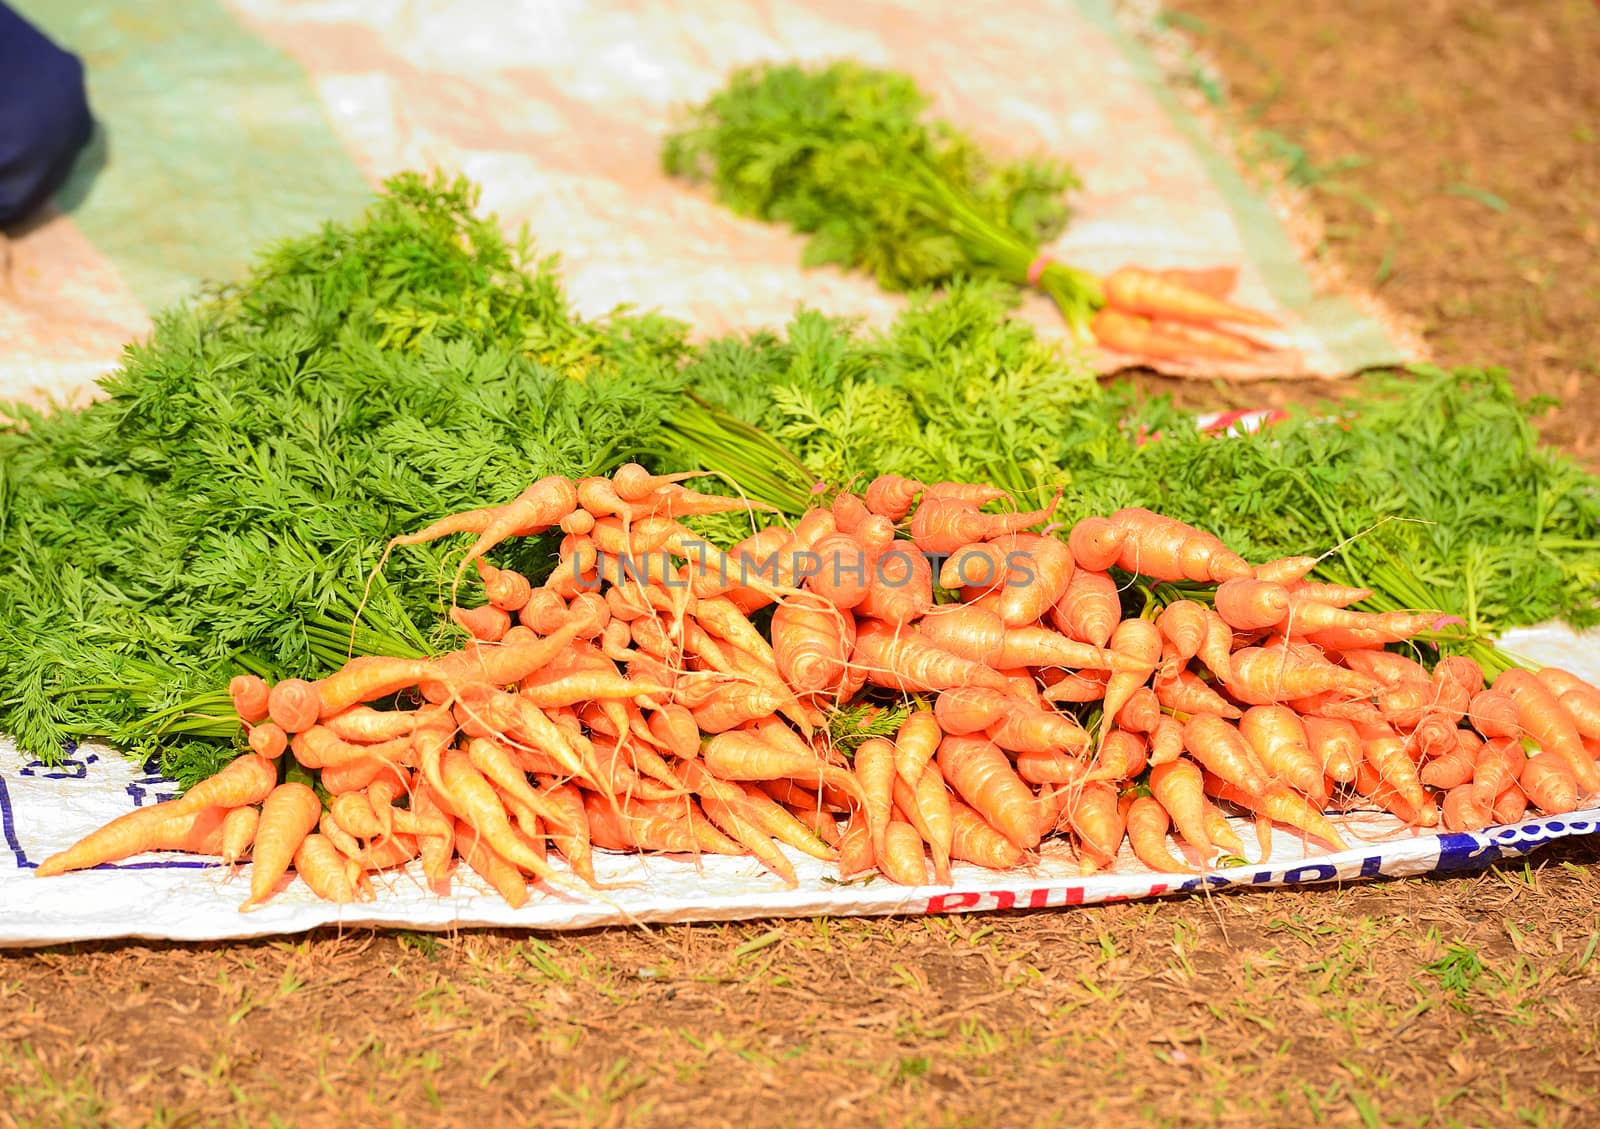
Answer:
[5, 1, 1600, 1126]
[4, 841, 1600, 1128]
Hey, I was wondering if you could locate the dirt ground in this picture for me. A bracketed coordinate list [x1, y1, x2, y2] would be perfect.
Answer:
[4, 2, 1599, 1126]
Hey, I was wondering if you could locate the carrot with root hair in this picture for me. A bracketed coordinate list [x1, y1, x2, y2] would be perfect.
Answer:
[1156, 600, 1208, 675]
[1122, 794, 1194, 873]
[1239, 706, 1326, 802]
[1149, 759, 1211, 858]
[1066, 781, 1125, 873]
[1109, 507, 1251, 583]
[702, 730, 864, 805]
[1100, 619, 1162, 746]
[1183, 716, 1271, 797]
[837, 810, 875, 879]
[241, 783, 322, 909]
[1302, 716, 1362, 784]
[1494, 670, 1600, 794]
[854, 738, 898, 863]
[1149, 716, 1184, 766]
[293, 834, 362, 903]
[1521, 752, 1579, 814]
[169, 754, 278, 817]
[947, 799, 1026, 870]
[1442, 785, 1493, 832]
[36, 805, 230, 877]
[878, 821, 932, 886]
[936, 736, 1043, 850]
[1202, 773, 1348, 852]
[851, 621, 1008, 694]
[220, 806, 259, 866]
[770, 594, 856, 695]
[1067, 516, 1123, 572]
[1049, 569, 1121, 647]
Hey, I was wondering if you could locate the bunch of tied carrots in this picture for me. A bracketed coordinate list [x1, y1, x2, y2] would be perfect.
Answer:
[1085, 265, 1285, 364]
[36, 466, 1600, 907]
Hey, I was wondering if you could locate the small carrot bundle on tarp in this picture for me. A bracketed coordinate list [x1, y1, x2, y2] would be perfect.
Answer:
[37, 469, 1600, 908]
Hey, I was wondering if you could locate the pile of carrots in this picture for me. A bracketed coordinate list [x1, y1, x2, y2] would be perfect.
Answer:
[1088, 266, 1285, 363]
[36, 466, 1600, 907]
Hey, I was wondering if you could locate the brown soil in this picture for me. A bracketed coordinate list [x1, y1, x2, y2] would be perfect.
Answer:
[5, 3, 1600, 1127]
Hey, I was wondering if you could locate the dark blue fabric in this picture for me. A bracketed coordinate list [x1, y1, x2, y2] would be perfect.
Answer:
[0, 3, 93, 225]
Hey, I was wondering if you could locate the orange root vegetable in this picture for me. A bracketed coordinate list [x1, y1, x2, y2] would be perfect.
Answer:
[855, 542, 934, 626]
[267, 679, 322, 734]
[1466, 688, 1520, 739]
[863, 474, 925, 521]
[1091, 308, 1257, 361]
[785, 802, 844, 851]
[476, 561, 533, 612]
[1302, 716, 1361, 784]
[1203, 774, 1348, 851]
[1156, 600, 1209, 673]
[769, 594, 856, 696]
[936, 736, 1043, 851]
[452, 819, 531, 908]
[1494, 669, 1600, 793]
[1114, 687, 1161, 733]
[726, 782, 837, 862]
[328, 792, 383, 841]
[1149, 716, 1184, 766]
[170, 754, 278, 816]
[1250, 556, 1318, 585]
[1049, 568, 1121, 647]
[918, 604, 1135, 673]
[1183, 715, 1271, 797]
[935, 687, 1011, 735]
[1153, 670, 1242, 720]
[1041, 668, 1109, 704]
[1067, 516, 1124, 572]
[836, 810, 876, 879]
[702, 730, 864, 805]
[688, 682, 790, 734]
[220, 805, 260, 865]
[988, 534, 1074, 627]
[1351, 762, 1438, 827]
[891, 767, 955, 884]
[248, 722, 288, 760]
[392, 475, 578, 566]
[852, 621, 1008, 694]
[35, 804, 228, 877]
[1226, 646, 1377, 706]
[1122, 794, 1194, 873]
[1363, 736, 1427, 813]
[450, 603, 512, 643]
[1066, 781, 1125, 870]
[1109, 507, 1251, 584]
[242, 783, 323, 909]
[1200, 801, 1247, 858]
[1149, 759, 1211, 857]
[947, 799, 1026, 870]
[311, 656, 430, 718]
[1286, 582, 1374, 609]
[893, 709, 943, 785]
[1104, 266, 1279, 327]
[291, 726, 412, 771]
[1520, 752, 1579, 814]
[1214, 578, 1291, 631]
[1088, 728, 1148, 783]
[439, 748, 562, 883]
[1419, 742, 1477, 791]
[293, 834, 361, 903]
[1492, 783, 1529, 825]
[1101, 619, 1162, 740]
[322, 705, 441, 743]
[854, 737, 898, 863]
[1014, 748, 1088, 786]
[1239, 706, 1326, 802]
[229, 675, 271, 724]
[877, 820, 932, 886]
[1197, 610, 1235, 680]
[804, 532, 873, 610]
[1441, 785, 1493, 832]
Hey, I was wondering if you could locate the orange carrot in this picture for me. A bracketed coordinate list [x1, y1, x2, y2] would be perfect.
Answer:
[1149, 759, 1211, 856]
[1213, 578, 1290, 631]
[1109, 507, 1251, 583]
[1239, 706, 1326, 801]
[1183, 715, 1271, 796]
[1494, 669, 1600, 794]
[293, 834, 361, 903]
[242, 783, 322, 909]
[266, 679, 321, 734]
[1066, 781, 1125, 871]
[947, 799, 1026, 870]
[852, 621, 1008, 694]
[855, 541, 935, 627]
[1067, 516, 1124, 572]
[1202, 773, 1348, 851]
[220, 805, 259, 865]
[989, 533, 1075, 627]
[1049, 568, 1121, 647]
[1492, 783, 1529, 826]
[1351, 762, 1439, 827]
[391, 475, 578, 565]
[1101, 619, 1162, 742]
[229, 675, 271, 724]
[1441, 785, 1492, 833]
[1243, 557, 1312, 589]
[770, 595, 856, 696]
[1041, 668, 1109, 704]
[248, 722, 288, 760]
[1197, 610, 1235, 681]
[877, 821, 932, 886]
[935, 736, 1043, 850]
[918, 604, 1135, 673]
[291, 726, 413, 772]
[893, 709, 943, 785]
[855, 737, 898, 863]
[1149, 716, 1184, 766]
[838, 810, 876, 879]
[1520, 752, 1579, 814]
[1104, 266, 1279, 327]
[864, 474, 925, 521]
[1088, 728, 1148, 783]
[1302, 716, 1361, 784]
[1122, 794, 1194, 873]
[702, 730, 864, 805]
[1226, 646, 1377, 706]
[1156, 600, 1208, 674]
[1466, 688, 1520, 739]
[1115, 687, 1161, 733]
[453, 819, 530, 908]
[440, 748, 563, 883]
[1363, 735, 1427, 812]
[1091, 308, 1257, 361]
[170, 754, 278, 816]
[450, 603, 512, 643]
[1156, 265, 1239, 299]
[891, 766, 955, 884]
[728, 782, 838, 862]
[35, 804, 228, 877]
[1152, 670, 1241, 720]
